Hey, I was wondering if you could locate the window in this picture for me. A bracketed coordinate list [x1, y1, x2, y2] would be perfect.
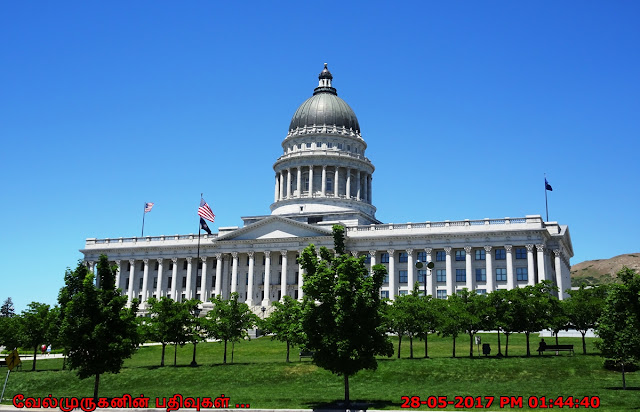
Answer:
[278, 255, 283, 265]
[326, 177, 333, 192]
[211, 276, 215, 286]
[399, 252, 408, 263]
[381, 291, 390, 299]
[154, 261, 159, 270]
[475, 249, 486, 260]
[455, 250, 466, 261]
[337, 143, 343, 149]
[196, 275, 201, 286]
[182, 277, 187, 287]
[516, 248, 527, 259]
[456, 269, 466, 282]
[298, 144, 302, 150]
[181, 293, 185, 301]
[183, 260, 188, 270]
[125, 278, 130, 289]
[495, 249, 506, 260]
[168, 277, 172, 288]
[436, 290, 447, 299]
[496, 268, 507, 281]
[304, 176, 309, 191]
[417, 270, 427, 283]
[477, 289, 487, 295]
[197, 261, 202, 269]
[169, 261, 174, 270]
[294, 290, 298, 299]
[327, 142, 333, 148]
[476, 268, 486, 282]
[417, 251, 427, 262]
[347, 145, 351, 151]
[383, 274, 389, 284]
[153, 277, 158, 288]
[517, 267, 528, 281]
[399, 270, 408, 283]
[381, 253, 389, 263]
[399, 290, 408, 296]
[316, 142, 322, 149]
[139, 278, 143, 289]
[364, 253, 371, 264]
[306, 143, 311, 148]
[140, 262, 145, 271]
[436, 269, 446, 282]
[436, 251, 446, 261]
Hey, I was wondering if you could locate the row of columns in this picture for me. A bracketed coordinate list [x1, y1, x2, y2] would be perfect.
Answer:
[274, 165, 372, 203]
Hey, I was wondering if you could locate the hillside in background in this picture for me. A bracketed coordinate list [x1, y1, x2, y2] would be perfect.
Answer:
[571, 253, 640, 286]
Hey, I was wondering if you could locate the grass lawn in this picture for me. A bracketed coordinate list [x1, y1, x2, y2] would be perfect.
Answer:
[2, 333, 638, 410]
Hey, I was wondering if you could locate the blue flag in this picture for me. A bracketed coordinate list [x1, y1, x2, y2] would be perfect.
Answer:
[545, 178, 553, 191]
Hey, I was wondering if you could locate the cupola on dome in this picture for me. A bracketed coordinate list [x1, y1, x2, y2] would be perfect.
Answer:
[288, 64, 361, 133]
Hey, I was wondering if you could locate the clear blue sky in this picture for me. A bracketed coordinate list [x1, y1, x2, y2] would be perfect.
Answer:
[2, 1, 638, 313]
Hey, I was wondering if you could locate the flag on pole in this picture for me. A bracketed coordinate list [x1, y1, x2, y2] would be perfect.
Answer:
[200, 217, 212, 235]
[144, 202, 154, 213]
[545, 178, 553, 191]
[198, 198, 216, 222]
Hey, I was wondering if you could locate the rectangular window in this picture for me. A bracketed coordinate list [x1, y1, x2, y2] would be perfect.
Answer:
[516, 248, 527, 259]
[364, 253, 371, 264]
[168, 277, 172, 288]
[436, 269, 446, 282]
[417, 251, 427, 262]
[140, 262, 145, 271]
[383, 274, 389, 284]
[139, 278, 143, 289]
[196, 275, 202, 286]
[197, 261, 202, 270]
[316, 142, 322, 149]
[417, 270, 427, 283]
[475, 268, 486, 282]
[475, 249, 486, 260]
[154, 261, 159, 270]
[456, 269, 466, 282]
[327, 177, 333, 192]
[381, 290, 389, 299]
[125, 278, 129, 289]
[455, 250, 465, 261]
[153, 277, 158, 288]
[436, 251, 446, 262]
[306, 143, 311, 148]
[337, 143, 343, 149]
[495, 249, 506, 260]
[399, 290, 408, 296]
[399, 270, 408, 283]
[182, 277, 187, 288]
[183, 261, 188, 270]
[436, 290, 447, 300]
[381, 253, 389, 263]
[517, 267, 528, 281]
[477, 289, 487, 295]
[181, 293, 185, 301]
[304, 177, 309, 191]
[399, 252, 408, 263]
[327, 142, 333, 148]
[496, 268, 507, 281]
[347, 144, 351, 151]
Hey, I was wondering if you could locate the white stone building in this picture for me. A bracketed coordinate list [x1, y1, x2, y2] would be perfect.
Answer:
[81, 64, 574, 312]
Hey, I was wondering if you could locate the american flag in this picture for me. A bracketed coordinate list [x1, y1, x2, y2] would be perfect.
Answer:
[144, 202, 154, 213]
[198, 198, 215, 222]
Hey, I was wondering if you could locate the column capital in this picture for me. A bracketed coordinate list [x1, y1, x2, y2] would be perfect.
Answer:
[215, 253, 222, 259]
[143, 258, 149, 264]
[553, 249, 561, 256]
[231, 252, 238, 258]
[505, 245, 513, 252]
[129, 259, 135, 265]
[444, 247, 451, 254]
[186, 257, 192, 263]
[484, 245, 493, 253]
[171, 257, 178, 263]
[536, 244, 545, 252]
[368, 250, 377, 256]
[115, 260, 121, 266]
[200, 256, 208, 263]
[464, 246, 472, 254]
[88, 261, 95, 267]
[156, 258, 163, 264]
[322, 165, 327, 170]
[387, 249, 395, 255]
[247, 251, 255, 258]
[526, 244, 535, 251]
[351, 251, 358, 257]
[264, 250, 271, 258]
[424, 247, 432, 254]
[406, 249, 413, 256]
[280, 250, 287, 256]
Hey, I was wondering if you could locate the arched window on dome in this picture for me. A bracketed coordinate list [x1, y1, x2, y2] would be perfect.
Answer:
[326, 176, 333, 192]
[303, 174, 309, 192]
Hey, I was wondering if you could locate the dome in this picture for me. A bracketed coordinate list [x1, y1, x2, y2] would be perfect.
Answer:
[288, 64, 361, 133]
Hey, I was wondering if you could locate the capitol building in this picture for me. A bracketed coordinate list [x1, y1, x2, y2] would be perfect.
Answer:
[81, 64, 574, 312]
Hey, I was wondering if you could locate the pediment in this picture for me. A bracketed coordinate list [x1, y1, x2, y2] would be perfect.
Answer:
[215, 216, 332, 241]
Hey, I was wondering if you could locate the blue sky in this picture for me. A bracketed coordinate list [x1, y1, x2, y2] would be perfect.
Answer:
[1, 1, 638, 312]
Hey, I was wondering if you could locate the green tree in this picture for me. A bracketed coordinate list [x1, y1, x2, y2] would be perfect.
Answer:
[456, 289, 489, 357]
[511, 282, 556, 356]
[19, 302, 51, 371]
[566, 284, 606, 354]
[145, 297, 196, 366]
[488, 288, 511, 357]
[205, 292, 258, 364]
[0, 315, 21, 351]
[59, 256, 140, 401]
[263, 295, 305, 362]
[547, 298, 569, 346]
[383, 298, 408, 359]
[1, 297, 15, 317]
[416, 292, 440, 359]
[438, 294, 466, 358]
[299, 225, 393, 405]
[596, 267, 640, 389]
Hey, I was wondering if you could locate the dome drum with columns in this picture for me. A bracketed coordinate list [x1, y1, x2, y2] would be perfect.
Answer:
[81, 64, 574, 315]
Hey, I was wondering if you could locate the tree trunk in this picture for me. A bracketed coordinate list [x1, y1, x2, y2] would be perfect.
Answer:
[452, 336, 456, 358]
[286, 341, 290, 363]
[581, 331, 587, 355]
[32, 346, 37, 371]
[232, 341, 235, 363]
[397, 334, 402, 358]
[555, 331, 559, 346]
[525, 333, 531, 357]
[409, 335, 413, 359]
[622, 363, 626, 390]
[223, 339, 228, 364]
[93, 373, 100, 403]
[174, 343, 177, 366]
[344, 374, 350, 406]
[424, 333, 429, 358]
[161, 343, 166, 367]
[505, 334, 509, 357]
[62, 354, 66, 370]
[497, 329, 502, 356]
[469, 333, 474, 357]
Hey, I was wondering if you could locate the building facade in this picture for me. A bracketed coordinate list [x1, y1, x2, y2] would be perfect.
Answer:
[81, 64, 573, 312]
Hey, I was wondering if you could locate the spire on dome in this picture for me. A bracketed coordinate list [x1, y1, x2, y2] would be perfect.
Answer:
[314, 63, 337, 95]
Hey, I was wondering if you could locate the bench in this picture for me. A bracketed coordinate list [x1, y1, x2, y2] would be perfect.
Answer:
[299, 350, 315, 361]
[538, 344, 574, 355]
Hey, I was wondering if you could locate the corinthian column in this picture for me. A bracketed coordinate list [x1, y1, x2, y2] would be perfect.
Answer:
[247, 252, 255, 306]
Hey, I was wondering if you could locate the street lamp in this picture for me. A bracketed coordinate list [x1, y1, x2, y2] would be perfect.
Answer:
[261, 306, 266, 319]
[190, 306, 202, 367]
[415, 260, 435, 297]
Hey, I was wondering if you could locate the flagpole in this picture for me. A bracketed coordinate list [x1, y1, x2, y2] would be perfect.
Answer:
[544, 174, 549, 222]
[141, 203, 146, 237]
[196, 194, 202, 301]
